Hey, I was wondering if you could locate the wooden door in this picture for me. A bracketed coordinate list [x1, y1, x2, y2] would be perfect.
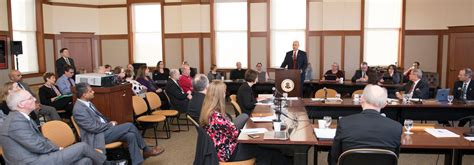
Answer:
[447, 28, 474, 89]
[61, 33, 95, 72]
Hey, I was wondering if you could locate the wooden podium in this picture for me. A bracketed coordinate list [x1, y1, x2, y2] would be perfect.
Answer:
[275, 69, 302, 97]
[86, 84, 133, 124]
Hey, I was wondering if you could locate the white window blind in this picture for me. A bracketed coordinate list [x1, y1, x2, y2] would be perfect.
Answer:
[11, 0, 38, 73]
[132, 4, 163, 66]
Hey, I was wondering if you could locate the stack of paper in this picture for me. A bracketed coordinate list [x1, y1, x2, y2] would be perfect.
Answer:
[314, 128, 337, 140]
[464, 137, 474, 141]
[250, 115, 276, 122]
[286, 97, 299, 100]
[241, 128, 268, 134]
[311, 98, 324, 101]
[425, 128, 460, 138]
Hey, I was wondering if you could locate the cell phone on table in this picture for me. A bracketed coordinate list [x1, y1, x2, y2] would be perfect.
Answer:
[247, 134, 260, 139]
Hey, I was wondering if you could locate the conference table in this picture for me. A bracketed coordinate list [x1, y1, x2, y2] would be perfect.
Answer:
[304, 98, 474, 123]
[239, 98, 474, 165]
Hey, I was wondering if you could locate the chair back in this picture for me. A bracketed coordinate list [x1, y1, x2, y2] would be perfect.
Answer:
[132, 95, 148, 116]
[314, 88, 337, 98]
[41, 120, 76, 147]
[337, 148, 398, 165]
[145, 92, 162, 110]
[70, 116, 81, 136]
[230, 100, 242, 116]
[163, 90, 175, 109]
[193, 126, 219, 165]
[219, 158, 256, 165]
[352, 90, 364, 98]
[187, 115, 199, 127]
[229, 94, 237, 102]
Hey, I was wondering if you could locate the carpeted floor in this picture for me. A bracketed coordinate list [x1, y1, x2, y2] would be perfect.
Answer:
[136, 103, 474, 165]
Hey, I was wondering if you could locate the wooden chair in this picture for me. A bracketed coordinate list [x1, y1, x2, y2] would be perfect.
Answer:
[70, 116, 123, 149]
[132, 95, 169, 144]
[351, 90, 364, 98]
[163, 90, 189, 131]
[337, 148, 397, 165]
[220, 158, 256, 165]
[229, 94, 237, 102]
[41, 120, 76, 147]
[145, 92, 179, 134]
[314, 88, 338, 98]
[186, 115, 199, 127]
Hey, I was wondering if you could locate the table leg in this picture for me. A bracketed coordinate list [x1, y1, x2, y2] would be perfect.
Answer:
[453, 149, 462, 165]
[292, 145, 310, 165]
[313, 146, 318, 165]
[444, 150, 453, 165]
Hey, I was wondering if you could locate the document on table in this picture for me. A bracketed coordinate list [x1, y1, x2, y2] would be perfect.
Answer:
[241, 128, 268, 134]
[425, 128, 460, 138]
[464, 137, 474, 141]
[286, 97, 299, 100]
[250, 115, 276, 122]
[314, 128, 337, 140]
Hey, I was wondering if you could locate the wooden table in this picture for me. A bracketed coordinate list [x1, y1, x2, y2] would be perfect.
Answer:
[303, 98, 474, 123]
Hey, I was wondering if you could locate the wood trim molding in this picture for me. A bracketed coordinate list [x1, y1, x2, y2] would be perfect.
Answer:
[164, 33, 211, 38]
[161, 2, 166, 65]
[359, 0, 365, 64]
[249, 0, 267, 3]
[7, 0, 13, 68]
[405, 30, 449, 35]
[210, 0, 216, 65]
[249, 32, 267, 37]
[0, 31, 9, 36]
[308, 30, 362, 36]
[266, 0, 270, 69]
[398, 0, 406, 68]
[98, 34, 129, 40]
[341, 35, 345, 70]
[319, 35, 324, 79]
[59, 32, 95, 38]
[127, 2, 134, 64]
[247, 0, 251, 68]
[163, 2, 210, 6]
[447, 26, 474, 33]
[36, 0, 46, 74]
[437, 34, 443, 87]
[43, 2, 126, 8]
[128, 0, 161, 3]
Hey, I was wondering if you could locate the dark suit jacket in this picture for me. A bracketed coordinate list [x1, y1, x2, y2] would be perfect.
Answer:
[382, 72, 402, 84]
[152, 68, 170, 81]
[55, 57, 76, 78]
[351, 70, 366, 82]
[280, 50, 308, 72]
[329, 109, 402, 165]
[397, 79, 430, 99]
[188, 92, 206, 122]
[0, 111, 60, 164]
[73, 101, 112, 152]
[230, 69, 247, 80]
[453, 80, 474, 100]
[237, 83, 256, 115]
[165, 78, 189, 113]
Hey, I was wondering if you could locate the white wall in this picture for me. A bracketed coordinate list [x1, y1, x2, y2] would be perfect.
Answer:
[406, 0, 474, 29]
[309, 0, 361, 31]
[0, 0, 8, 31]
[164, 5, 211, 33]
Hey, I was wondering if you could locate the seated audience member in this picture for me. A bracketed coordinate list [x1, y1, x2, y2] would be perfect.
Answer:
[207, 64, 223, 81]
[9, 70, 60, 121]
[323, 62, 345, 81]
[230, 62, 247, 80]
[152, 61, 170, 81]
[237, 70, 258, 115]
[179, 61, 197, 78]
[179, 65, 193, 94]
[305, 63, 313, 81]
[95, 66, 107, 74]
[56, 65, 76, 95]
[166, 69, 192, 113]
[136, 66, 162, 94]
[200, 81, 287, 164]
[256, 63, 269, 82]
[329, 84, 402, 165]
[0, 89, 107, 164]
[127, 64, 135, 78]
[188, 74, 209, 122]
[1, 82, 40, 124]
[39, 72, 74, 116]
[367, 69, 382, 85]
[395, 68, 429, 99]
[125, 69, 147, 97]
[403, 61, 421, 82]
[113, 66, 126, 83]
[73, 83, 164, 164]
[380, 64, 402, 84]
[104, 64, 112, 73]
[454, 68, 473, 100]
[351, 62, 369, 83]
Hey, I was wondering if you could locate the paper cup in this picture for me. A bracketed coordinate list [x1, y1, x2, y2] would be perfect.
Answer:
[318, 120, 326, 129]
[273, 122, 281, 131]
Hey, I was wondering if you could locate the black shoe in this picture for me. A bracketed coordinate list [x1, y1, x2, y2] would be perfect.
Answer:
[104, 160, 127, 165]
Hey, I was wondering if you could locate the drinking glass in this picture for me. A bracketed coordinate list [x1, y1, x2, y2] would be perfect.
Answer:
[403, 94, 411, 104]
[335, 93, 341, 100]
[447, 95, 454, 104]
[323, 116, 332, 129]
[404, 119, 414, 135]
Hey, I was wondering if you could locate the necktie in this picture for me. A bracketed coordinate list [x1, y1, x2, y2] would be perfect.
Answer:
[17, 82, 24, 89]
[462, 82, 468, 99]
[293, 51, 297, 69]
[65, 58, 71, 65]
[68, 78, 75, 87]
[89, 103, 107, 123]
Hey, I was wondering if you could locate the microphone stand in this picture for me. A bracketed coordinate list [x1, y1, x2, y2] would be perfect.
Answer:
[273, 97, 288, 130]
[322, 87, 328, 103]
[464, 119, 474, 137]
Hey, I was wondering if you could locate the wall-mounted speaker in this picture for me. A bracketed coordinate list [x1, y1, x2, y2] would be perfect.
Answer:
[11, 41, 22, 55]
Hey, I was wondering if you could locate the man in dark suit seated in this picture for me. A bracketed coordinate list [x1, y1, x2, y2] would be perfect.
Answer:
[55, 48, 76, 78]
[230, 62, 247, 80]
[73, 83, 164, 165]
[165, 69, 193, 113]
[454, 68, 473, 127]
[188, 74, 209, 122]
[0, 89, 107, 164]
[237, 69, 258, 115]
[395, 68, 429, 99]
[329, 84, 402, 165]
[351, 62, 369, 83]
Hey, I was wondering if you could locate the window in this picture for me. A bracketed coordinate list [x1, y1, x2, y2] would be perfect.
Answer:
[132, 4, 163, 66]
[214, 0, 247, 68]
[11, 0, 38, 73]
[270, 0, 306, 67]
[364, 0, 402, 66]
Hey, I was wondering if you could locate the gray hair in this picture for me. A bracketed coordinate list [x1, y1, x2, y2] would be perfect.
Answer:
[362, 84, 388, 109]
[192, 74, 209, 92]
[75, 82, 90, 98]
[412, 68, 423, 78]
[6, 89, 29, 111]
[463, 68, 473, 78]
[169, 69, 180, 77]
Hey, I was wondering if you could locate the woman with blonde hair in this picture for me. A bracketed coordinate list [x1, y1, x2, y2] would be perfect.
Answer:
[200, 81, 286, 164]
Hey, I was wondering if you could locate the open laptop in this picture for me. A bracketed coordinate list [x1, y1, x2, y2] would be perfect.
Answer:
[324, 74, 337, 81]
[435, 88, 450, 102]
[382, 76, 394, 84]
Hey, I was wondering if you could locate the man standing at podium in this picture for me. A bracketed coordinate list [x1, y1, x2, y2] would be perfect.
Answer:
[280, 41, 308, 84]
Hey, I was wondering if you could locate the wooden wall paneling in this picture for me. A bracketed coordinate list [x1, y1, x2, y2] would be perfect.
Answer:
[305, 0, 309, 64]
[126, 1, 133, 64]
[199, 36, 204, 73]
[319, 34, 324, 78]
[247, 0, 251, 69]
[359, 0, 364, 64]
[341, 35, 345, 70]
[437, 34, 443, 86]
[398, 0, 406, 68]
[161, 1, 166, 65]
[265, 0, 270, 69]
[210, 0, 215, 65]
